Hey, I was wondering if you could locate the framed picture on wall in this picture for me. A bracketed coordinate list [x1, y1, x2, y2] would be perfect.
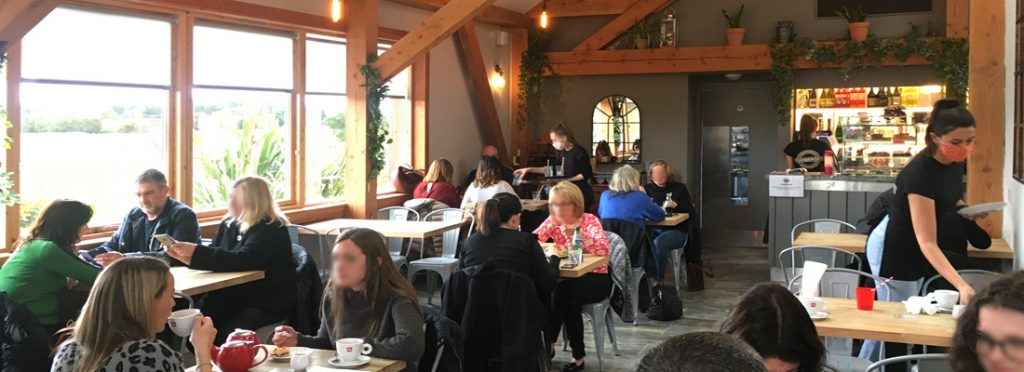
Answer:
[817, 0, 931, 17]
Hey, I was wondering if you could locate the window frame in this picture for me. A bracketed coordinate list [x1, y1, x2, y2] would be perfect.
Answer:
[1014, 0, 1024, 183]
[1, 0, 426, 251]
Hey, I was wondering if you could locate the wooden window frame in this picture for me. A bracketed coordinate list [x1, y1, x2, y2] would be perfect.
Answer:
[1014, 0, 1024, 183]
[1, 0, 428, 251]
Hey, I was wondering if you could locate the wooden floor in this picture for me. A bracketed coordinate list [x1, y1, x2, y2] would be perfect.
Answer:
[416, 244, 769, 372]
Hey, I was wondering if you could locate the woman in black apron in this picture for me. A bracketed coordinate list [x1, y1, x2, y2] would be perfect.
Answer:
[514, 123, 595, 212]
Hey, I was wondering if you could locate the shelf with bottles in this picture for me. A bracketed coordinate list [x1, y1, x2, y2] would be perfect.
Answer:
[794, 85, 945, 111]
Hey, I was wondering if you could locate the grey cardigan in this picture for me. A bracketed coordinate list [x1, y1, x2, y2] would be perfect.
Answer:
[297, 292, 424, 371]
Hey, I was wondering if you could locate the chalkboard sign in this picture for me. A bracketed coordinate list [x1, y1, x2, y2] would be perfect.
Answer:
[818, 0, 931, 17]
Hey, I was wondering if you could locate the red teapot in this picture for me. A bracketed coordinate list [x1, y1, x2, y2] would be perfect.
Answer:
[226, 329, 260, 346]
[210, 341, 267, 372]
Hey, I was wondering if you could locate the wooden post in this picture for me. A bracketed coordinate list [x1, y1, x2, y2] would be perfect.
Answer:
[455, 24, 510, 164]
[946, 0, 969, 38]
[509, 28, 529, 168]
[344, 0, 379, 219]
[0, 0, 59, 54]
[4, 43, 21, 247]
[570, 0, 672, 52]
[966, 0, 1005, 237]
[412, 56, 429, 170]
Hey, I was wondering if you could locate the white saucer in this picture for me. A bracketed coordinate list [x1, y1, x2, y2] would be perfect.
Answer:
[935, 304, 954, 313]
[957, 202, 1006, 217]
[809, 311, 829, 320]
[328, 355, 371, 368]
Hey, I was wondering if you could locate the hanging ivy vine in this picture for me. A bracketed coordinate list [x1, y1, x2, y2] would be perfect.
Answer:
[516, 28, 556, 140]
[769, 35, 969, 126]
[0, 53, 18, 205]
[360, 54, 392, 179]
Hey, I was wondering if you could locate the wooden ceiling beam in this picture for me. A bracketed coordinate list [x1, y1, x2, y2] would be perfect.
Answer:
[454, 24, 509, 164]
[525, 0, 632, 18]
[0, 0, 60, 54]
[374, 0, 496, 81]
[570, 0, 672, 52]
[386, 0, 530, 28]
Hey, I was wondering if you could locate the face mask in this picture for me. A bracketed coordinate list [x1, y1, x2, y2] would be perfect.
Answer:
[935, 136, 973, 163]
[552, 141, 565, 151]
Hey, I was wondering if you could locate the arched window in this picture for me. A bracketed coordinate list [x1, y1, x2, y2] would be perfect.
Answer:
[592, 96, 641, 164]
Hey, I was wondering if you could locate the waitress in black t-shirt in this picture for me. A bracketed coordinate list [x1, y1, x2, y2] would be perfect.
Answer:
[879, 99, 979, 305]
[784, 115, 833, 172]
[514, 123, 595, 211]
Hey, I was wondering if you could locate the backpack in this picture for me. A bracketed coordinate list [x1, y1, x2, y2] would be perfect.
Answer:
[645, 285, 682, 321]
[420, 308, 465, 372]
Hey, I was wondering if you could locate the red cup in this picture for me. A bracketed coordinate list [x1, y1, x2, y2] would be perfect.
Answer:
[856, 287, 875, 311]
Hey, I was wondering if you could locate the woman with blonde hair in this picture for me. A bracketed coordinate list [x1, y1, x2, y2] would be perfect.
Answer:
[644, 160, 696, 286]
[413, 158, 460, 207]
[168, 176, 295, 343]
[51, 257, 218, 372]
[272, 228, 424, 371]
[515, 123, 595, 212]
[534, 181, 609, 371]
[598, 165, 666, 227]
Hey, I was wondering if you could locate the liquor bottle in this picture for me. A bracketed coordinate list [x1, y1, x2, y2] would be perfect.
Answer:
[808, 88, 818, 108]
[892, 87, 902, 106]
[796, 89, 808, 109]
[878, 87, 889, 107]
[867, 87, 879, 107]
[822, 88, 834, 108]
[513, 149, 521, 167]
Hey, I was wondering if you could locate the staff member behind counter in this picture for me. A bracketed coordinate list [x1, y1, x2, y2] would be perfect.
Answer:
[515, 123, 595, 212]
[784, 114, 834, 172]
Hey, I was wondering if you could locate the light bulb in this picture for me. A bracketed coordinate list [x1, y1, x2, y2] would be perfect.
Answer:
[539, 9, 549, 29]
[331, 0, 342, 22]
[490, 65, 506, 89]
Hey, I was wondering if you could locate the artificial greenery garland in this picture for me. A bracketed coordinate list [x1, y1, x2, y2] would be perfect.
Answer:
[516, 28, 556, 147]
[769, 35, 969, 126]
[360, 55, 392, 179]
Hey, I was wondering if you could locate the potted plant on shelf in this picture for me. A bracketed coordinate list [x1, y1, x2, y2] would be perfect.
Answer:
[836, 5, 869, 41]
[626, 17, 660, 49]
[722, 4, 745, 46]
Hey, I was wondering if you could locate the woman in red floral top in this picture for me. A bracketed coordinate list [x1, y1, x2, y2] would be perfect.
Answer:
[534, 181, 610, 371]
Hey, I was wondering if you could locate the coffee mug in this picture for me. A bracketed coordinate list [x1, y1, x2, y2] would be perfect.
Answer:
[336, 338, 373, 362]
[798, 296, 824, 316]
[931, 290, 959, 309]
[167, 309, 201, 337]
[952, 304, 967, 319]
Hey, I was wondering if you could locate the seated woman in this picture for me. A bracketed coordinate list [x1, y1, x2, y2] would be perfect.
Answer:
[461, 156, 516, 211]
[167, 176, 295, 343]
[951, 271, 1024, 372]
[535, 181, 610, 371]
[52, 257, 217, 372]
[0, 200, 100, 334]
[413, 158, 460, 207]
[272, 228, 424, 371]
[643, 160, 696, 284]
[720, 283, 825, 372]
[461, 192, 559, 314]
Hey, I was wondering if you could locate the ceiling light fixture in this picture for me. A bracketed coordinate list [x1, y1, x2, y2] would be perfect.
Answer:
[539, 2, 549, 29]
[331, 0, 342, 23]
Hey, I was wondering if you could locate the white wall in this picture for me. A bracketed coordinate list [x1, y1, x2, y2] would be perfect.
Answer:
[238, 0, 512, 183]
[1004, 0, 1023, 270]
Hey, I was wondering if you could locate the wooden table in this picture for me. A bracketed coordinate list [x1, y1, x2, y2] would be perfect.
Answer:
[186, 345, 406, 372]
[647, 213, 690, 227]
[171, 267, 264, 297]
[540, 243, 609, 278]
[813, 297, 955, 347]
[302, 218, 465, 239]
[521, 199, 548, 211]
[793, 232, 1014, 260]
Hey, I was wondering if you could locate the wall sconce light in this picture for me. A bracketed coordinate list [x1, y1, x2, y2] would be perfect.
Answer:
[490, 65, 506, 89]
[539, 2, 549, 29]
[330, 0, 342, 22]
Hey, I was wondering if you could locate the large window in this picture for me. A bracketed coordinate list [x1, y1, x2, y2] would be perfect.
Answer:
[377, 47, 413, 192]
[192, 24, 293, 210]
[305, 36, 347, 202]
[19, 7, 171, 227]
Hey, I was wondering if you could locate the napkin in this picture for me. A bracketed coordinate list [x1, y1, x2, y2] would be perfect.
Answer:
[800, 261, 828, 298]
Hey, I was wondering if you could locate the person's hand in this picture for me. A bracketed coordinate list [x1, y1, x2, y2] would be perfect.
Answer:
[964, 212, 989, 222]
[167, 242, 197, 265]
[94, 251, 124, 266]
[513, 168, 529, 177]
[190, 316, 217, 351]
[957, 285, 976, 305]
[272, 325, 298, 347]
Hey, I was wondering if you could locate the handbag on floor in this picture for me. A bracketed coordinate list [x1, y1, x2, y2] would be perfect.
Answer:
[646, 285, 682, 321]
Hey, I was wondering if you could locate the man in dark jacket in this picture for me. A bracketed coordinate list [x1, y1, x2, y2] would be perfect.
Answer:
[85, 169, 200, 266]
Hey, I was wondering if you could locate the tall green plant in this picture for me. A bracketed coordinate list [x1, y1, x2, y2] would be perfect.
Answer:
[194, 117, 285, 208]
[516, 28, 556, 157]
[360, 55, 392, 179]
[0, 107, 18, 206]
[722, 4, 745, 28]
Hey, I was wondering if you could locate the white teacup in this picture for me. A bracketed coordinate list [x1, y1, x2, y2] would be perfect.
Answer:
[290, 347, 312, 370]
[798, 296, 825, 316]
[931, 290, 960, 309]
[904, 296, 930, 315]
[336, 338, 373, 362]
[167, 308, 201, 337]
[952, 304, 967, 319]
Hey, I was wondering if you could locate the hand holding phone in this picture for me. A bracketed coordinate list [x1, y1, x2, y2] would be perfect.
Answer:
[154, 234, 178, 248]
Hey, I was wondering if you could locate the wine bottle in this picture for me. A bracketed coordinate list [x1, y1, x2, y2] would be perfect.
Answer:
[809, 88, 818, 109]
[867, 87, 878, 107]
[823, 88, 834, 108]
[892, 87, 902, 106]
[878, 87, 889, 107]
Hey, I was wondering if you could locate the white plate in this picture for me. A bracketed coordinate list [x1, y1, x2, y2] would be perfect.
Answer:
[269, 347, 309, 362]
[810, 311, 829, 320]
[328, 355, 371, 368]
[957, 202, 1007, 217]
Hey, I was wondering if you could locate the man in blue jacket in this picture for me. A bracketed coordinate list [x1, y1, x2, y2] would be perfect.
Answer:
[85, 169, 200, 266]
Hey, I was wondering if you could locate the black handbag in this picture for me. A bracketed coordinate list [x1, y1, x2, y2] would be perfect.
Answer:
[646, 285, 682, 321]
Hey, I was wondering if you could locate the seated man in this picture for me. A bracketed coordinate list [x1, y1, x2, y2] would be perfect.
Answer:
[637, 332, 767, 372]
[463, 145, 514, 187]
[85, 169, 199, 266]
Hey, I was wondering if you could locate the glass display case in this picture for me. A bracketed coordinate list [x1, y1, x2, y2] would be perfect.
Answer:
[792, 85, 944, 176]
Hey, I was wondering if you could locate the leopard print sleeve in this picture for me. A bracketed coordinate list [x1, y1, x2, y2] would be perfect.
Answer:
[108, 340, 185, 372]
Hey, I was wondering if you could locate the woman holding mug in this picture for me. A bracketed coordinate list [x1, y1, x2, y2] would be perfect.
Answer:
[515, 123, 595, 212]
[272, 228, 424, 371]
[51, 257, 218, 372]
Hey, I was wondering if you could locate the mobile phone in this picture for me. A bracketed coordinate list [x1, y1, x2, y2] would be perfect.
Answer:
[560, 262, 579, 269]
[154, 234, 177, 247]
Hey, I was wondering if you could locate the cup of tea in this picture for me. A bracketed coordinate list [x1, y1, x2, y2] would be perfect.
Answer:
[167, 309, 201, 337]
[931, 290, 960, 309]
[336, 338, 373, 362]
[798, 296, 824, 317]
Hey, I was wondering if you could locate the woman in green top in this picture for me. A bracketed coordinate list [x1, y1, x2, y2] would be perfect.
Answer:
[0, 199, 99, 332]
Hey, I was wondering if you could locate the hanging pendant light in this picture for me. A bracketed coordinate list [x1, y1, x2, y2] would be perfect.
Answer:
[539, 2, 549, 29]
[331, 0, 342, 22]
[490, 65, 506, 89]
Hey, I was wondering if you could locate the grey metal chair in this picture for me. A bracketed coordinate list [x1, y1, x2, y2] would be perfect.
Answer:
[288, 224, 330, 280]
[921, 269, 1002, 295]
[407, 208, 473, 305]
[789, 268, 892, 372]
[606, 231, 650, 326]
[562, 289, 620, 372]
[865, 353, 952, 372]
[790, 218, 858, 246]
[375, 206, 421, 272]
[667, 232, 690, 297]
[779, 245, 863, 286]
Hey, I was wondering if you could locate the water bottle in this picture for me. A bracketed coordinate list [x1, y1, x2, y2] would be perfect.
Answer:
[570, 227, 584, 266]
[662, 192, 675, 213]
